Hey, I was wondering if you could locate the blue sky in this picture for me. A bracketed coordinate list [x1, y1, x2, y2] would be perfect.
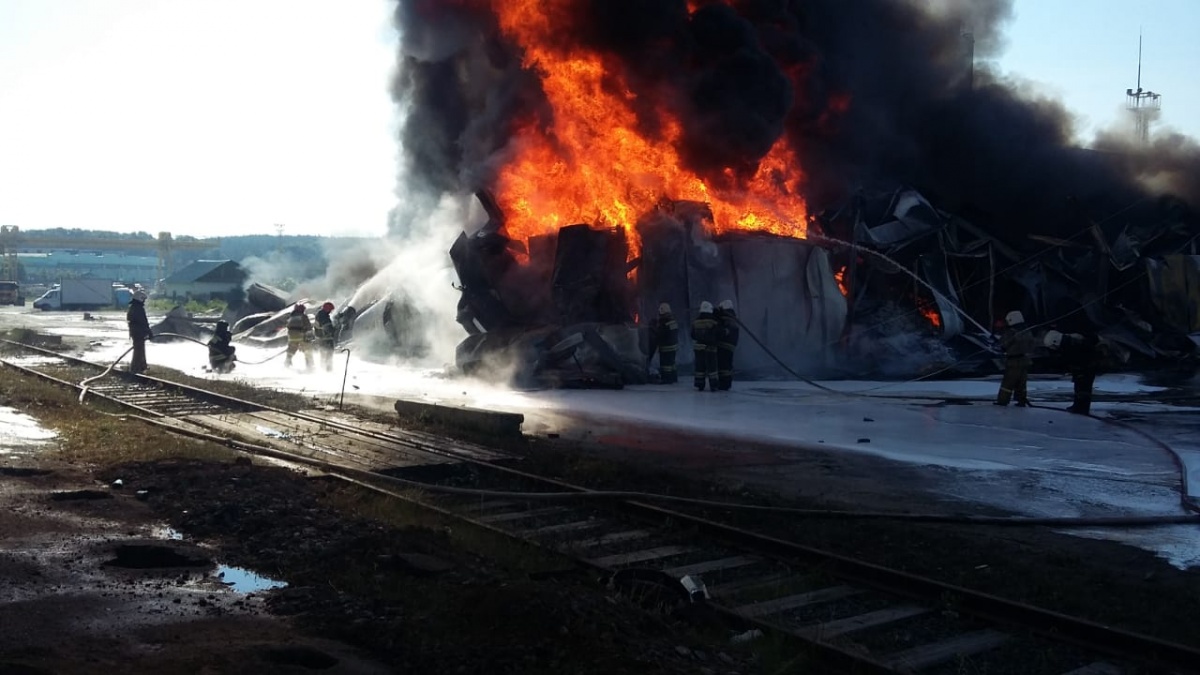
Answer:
[0, 0, 1196, 237]
[999, 0, 1200, 141]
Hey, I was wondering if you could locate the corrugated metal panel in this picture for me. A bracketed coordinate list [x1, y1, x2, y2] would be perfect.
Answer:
[1145, 255, 1200, 332]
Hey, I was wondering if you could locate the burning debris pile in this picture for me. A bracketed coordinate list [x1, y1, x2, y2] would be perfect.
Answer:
[380, 0, 1200, 386]
[822, 188, 1200, 376]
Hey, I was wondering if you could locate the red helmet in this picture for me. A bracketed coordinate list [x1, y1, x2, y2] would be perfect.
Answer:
[321, 302, 334, 311]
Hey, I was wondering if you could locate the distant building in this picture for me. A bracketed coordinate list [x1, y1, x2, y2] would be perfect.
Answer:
[16, 250, 158, 285]
[161, 260, 247, 304]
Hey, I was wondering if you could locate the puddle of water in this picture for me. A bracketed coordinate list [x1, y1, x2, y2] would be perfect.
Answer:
[254, 424, 291, 441]
[0, 406, 57, 454]
[153, 526, 184, 541]
[216, 564, 287, 593]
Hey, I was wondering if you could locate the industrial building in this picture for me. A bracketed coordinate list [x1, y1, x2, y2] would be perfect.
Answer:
[16, 250, 158, 286]
[160, 260, 247, 304]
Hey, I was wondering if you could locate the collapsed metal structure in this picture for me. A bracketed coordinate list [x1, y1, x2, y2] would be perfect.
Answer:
[448, 187, 1199, 387]
[822, 188, 1200, 374]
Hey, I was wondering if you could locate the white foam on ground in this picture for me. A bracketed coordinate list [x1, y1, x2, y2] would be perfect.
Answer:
[22, 311, 1200, 569]
[0, 406, 58, 454]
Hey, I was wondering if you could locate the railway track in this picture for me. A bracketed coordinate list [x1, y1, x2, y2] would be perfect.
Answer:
[2, 339, 1197, 674]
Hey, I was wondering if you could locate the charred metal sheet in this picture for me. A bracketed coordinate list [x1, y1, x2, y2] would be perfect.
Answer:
[1145, 255, 1200, 333]
[805, 247, 848, 370]
[449, 230, 520, 332]
[1099, 324, 1157, 359]
[918, 255, 964, 338]
[245, 282, 289, 313]
[860, 190, 945, 247]
[551, 224, 632, 325]
[352, 295, 428, 358]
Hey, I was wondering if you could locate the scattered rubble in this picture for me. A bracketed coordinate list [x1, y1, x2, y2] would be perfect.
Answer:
[441, 187, 1198, 387]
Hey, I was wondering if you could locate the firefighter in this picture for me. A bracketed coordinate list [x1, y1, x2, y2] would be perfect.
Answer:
[994, 310, 1035, 407]
[691, 301, 718, 392]
[207, 320, 237, 374]
[1044, 330, 1105, 415]
[647, 302, 679, 384]
[284, 303, 315, 370]
[126, 289, 152, 374]
[315, 301, 337, 372]
[714, 299, 739, 391]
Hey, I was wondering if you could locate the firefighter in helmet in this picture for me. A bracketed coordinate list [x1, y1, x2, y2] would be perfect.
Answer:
[315, 301, 337, 372]
[994, 310, 1035, 407]
[126, 288, 152, 374]
[647, 302, 679, 384]
[1044, 330, 1106, 415]
[691, 301, 718, 392]
[207, 320, 236, 374]
[284, 303, 315, 370]
[714, 299, 739, 391]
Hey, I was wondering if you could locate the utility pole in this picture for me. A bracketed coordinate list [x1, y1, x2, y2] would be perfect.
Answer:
[274, 223, 284, 253]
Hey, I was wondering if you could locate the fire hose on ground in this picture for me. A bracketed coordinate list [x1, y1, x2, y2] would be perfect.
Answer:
[98, 413, 1200, 529]
[79, 332, 289, 404]
[61, 332, 1198, 526]
[730, 314, 1200, 517]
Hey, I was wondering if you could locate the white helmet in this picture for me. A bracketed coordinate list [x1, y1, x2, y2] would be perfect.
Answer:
[699, 301, 713, 314]
[718, 299, 734, 310]
[658, 302, 671, 315]
[1005, 310, 1025, 327]
[1043, 330, 1063, 349]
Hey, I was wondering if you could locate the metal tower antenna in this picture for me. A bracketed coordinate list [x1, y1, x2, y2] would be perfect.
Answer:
[1137, 31, 1142, 90]
[1125, 30, 1161, 144]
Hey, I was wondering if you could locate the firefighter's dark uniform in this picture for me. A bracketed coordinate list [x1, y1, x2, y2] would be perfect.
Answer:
[691, 307, 718, 391]
[126, 297, 152, 375]
[285, 308, 315, 370]
[996, 324, 1036, 406]
[715, 307, 739, 391]
[207, 322, 236, 373]
[1058, 333, 1103, 415]
[649, 310, 679, 384]
[315, 307, 336, 372]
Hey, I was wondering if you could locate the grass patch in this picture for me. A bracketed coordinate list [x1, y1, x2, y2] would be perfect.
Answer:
[0, 366, 234, 466]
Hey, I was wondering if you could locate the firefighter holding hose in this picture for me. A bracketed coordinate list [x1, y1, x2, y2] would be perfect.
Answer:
[315, 301, 337, 372]
[284, 303, 315, 371]
[648, 302, 679, 384]
[691, 301, 719, 392]
[126, 288, 152, 374]
[207, 320, 236, 374]
[1043, 330, 1107, 415]
[994, 310, 1035, 407]
[714, 299, 739, 391]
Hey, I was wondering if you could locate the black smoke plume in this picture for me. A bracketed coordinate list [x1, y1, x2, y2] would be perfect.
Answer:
[390, 0, 1199, 241]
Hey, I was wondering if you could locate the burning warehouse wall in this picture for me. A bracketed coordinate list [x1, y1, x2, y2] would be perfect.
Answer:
[378, 0, 1200, 384]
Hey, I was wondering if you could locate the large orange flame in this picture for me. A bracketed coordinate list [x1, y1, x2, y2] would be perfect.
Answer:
[491, 1, 808, 252]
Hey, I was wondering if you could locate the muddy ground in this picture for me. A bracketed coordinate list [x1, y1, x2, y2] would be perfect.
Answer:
[0, 368, 761, 675]
[3, 330, 1200, 674]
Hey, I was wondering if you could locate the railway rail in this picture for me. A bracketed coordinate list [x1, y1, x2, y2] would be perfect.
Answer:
[2, 338, 1197, 674]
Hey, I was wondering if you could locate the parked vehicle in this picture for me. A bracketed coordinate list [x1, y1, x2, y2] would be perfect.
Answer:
[0, 281, 23, 306]
[32, 279, 130, 311]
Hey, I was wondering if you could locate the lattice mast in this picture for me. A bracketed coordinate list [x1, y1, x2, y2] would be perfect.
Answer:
[1125, 32, 1161, 144]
